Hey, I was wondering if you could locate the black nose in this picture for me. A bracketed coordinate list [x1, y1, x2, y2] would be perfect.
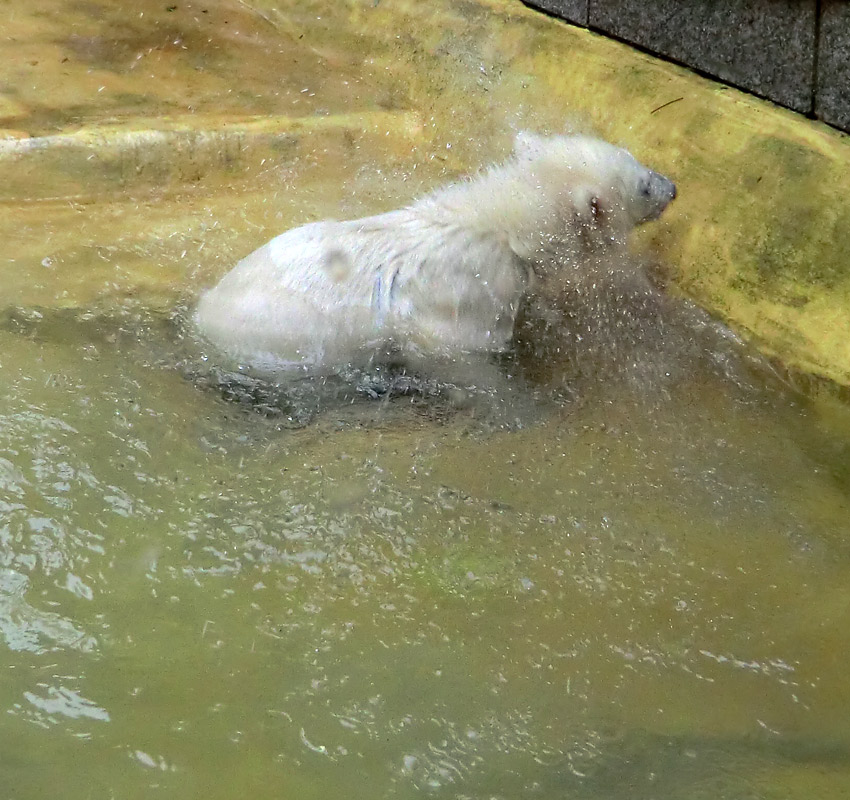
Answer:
[658, 175, 676, 201]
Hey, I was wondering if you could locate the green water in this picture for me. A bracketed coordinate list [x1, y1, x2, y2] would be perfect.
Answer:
[1, 290, 850, 799]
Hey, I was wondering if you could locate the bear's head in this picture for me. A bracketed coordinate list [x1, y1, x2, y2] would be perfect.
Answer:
[512, 131, 676, 247]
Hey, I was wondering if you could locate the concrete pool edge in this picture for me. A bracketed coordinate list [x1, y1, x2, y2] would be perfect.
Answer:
[3, 0, 850, 396]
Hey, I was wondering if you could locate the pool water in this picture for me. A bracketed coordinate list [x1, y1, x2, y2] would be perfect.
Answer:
[1, 266, 850, 799]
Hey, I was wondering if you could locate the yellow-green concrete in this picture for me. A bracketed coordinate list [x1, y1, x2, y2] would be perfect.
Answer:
[2, 0, 849, 388]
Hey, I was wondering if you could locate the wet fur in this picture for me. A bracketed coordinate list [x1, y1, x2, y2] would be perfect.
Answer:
[194, 131, 676, 383]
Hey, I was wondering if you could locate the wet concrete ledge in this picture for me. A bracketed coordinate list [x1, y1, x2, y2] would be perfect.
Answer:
[0, 112, 421, 201]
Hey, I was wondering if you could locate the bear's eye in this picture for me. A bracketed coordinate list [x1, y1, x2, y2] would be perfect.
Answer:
[590, 196, 602, 220]
[639, 178, 652, 198]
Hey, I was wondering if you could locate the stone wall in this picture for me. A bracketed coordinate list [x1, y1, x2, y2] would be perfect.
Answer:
[525, 0, 850, 133]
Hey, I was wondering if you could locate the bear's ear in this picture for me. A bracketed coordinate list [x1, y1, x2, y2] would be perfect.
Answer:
[513, 130, 547, 160]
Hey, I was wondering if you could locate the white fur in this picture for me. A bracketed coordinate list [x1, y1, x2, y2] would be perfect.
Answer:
[194, 132, 676, 375]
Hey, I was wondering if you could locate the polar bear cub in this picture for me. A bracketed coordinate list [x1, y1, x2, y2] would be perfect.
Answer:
[194, 131, 676, 376]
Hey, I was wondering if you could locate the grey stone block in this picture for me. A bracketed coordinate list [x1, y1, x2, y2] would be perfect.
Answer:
[816, 0, 850, 132]
[522, 1, 588, 26]
[589, 0, 817, 113]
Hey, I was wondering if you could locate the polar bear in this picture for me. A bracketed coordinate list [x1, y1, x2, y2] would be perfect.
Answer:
[194, 132, 676, 380]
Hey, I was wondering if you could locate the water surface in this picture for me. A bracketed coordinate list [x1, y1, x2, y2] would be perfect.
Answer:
[1, 283, 849, 799]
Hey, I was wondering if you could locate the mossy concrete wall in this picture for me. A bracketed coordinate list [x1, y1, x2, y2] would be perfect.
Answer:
[1, 0, 849, 390]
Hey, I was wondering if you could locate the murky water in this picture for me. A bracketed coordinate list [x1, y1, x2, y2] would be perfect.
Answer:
[2, 265, 850, 799]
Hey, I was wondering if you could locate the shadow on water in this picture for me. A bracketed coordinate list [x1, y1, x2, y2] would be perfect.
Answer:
[531, 729, 850, 800]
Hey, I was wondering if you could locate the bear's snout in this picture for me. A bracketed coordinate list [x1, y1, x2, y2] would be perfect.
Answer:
[652, 171, 676, 203]
[638, 171, 676, 222]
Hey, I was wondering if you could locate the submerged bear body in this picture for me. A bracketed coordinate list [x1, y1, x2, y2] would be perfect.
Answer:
[196, 210, 530, 374]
